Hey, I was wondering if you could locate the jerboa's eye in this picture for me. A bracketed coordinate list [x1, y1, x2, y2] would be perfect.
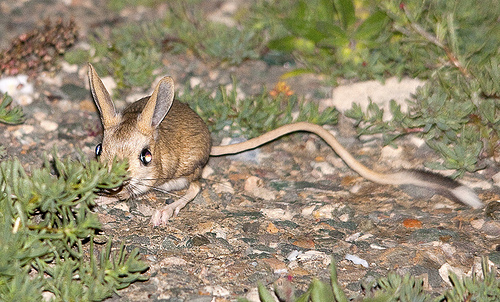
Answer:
[140, 148, 152, 166]
[95, 143, 102, 157]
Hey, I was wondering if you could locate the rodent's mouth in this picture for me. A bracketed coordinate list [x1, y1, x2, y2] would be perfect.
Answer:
[97, 184, 125, 197]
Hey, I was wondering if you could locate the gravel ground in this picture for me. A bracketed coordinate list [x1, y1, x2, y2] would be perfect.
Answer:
[1, 1, 499, 301]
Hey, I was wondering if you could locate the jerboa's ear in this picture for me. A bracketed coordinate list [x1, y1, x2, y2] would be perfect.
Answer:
[88, 63, 120, 128]
[137, 76, 175, 132]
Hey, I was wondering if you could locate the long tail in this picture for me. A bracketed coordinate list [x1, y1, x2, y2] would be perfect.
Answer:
[210, 122, 482, 209]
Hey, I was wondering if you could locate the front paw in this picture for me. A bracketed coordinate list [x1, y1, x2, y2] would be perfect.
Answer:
[151, 206, 175, 226]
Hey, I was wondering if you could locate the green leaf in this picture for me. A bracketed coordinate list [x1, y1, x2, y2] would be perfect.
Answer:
[310, 279, 335, 302]
[354, 11, 389, 41]
[257, 283, 276, 302]
[333, 0, 355, 30]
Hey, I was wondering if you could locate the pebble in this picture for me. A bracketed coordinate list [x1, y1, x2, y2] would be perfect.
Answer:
[338, 213, 350, 222]
[244, 176, 276, 200]
[481, 221, 500, 237]
[0, 75, 33, 95]
[203, 285, 230, 297]
[135, 203, 154, 217]
[260, 208, 295, 221]
[305, 139, 319, 153]
[327, 77, 425, 121]
[380, 145, 403, 160]
[266, 222, 280, 234]
[296, 250, 331, 266]
[213, 180, 235, 194]
[190, 77, 202, 88]
[201, 165, 214, 178]
[438, 263, 466, 286]
[40, 120, 58, 131]
[310, 161, 336, 175]
[259, 258, 287, 273]
[286, 250, 301, 261]
[112, 202, 129, 212]
[492, 172, 500, 187]
[13, 125, 34, 137]
[345, 254, 369, 268]
[159, 256, 188, 267]
[301, 205, 316, 217]
[470, 219, 485, 229]
[312, 204, 338, 219]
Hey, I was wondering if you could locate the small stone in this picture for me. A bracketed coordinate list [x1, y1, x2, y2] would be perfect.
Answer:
[292, 239, 315, 249]
[493, 172, 500, 186]
[213, 180, 235, 194]
[159, 256, 188, 267]
[13, 125, 34, 137]
[261, 208, 295, 220]
[301, 205, 316, 217]
[259, 258, 287, 273]
[136, 203, 154, 216]
[244, 176, 276, 200]
[438, 263, 466, 287]
[338, 213, 350, 222]
[113, 202, 129, 212]
[312, 204, 337, 219]
[266, 222, 280, 234]
[380, 145, 403, 160]
[287, 250, 301, 261]
[296, 250, 330, 266]
[470, 219, 485, 229]
[481, 221, 500, 237]
[305, 139, 318, 153]
[40, 120, 58, 131]
[190, 77, 202, 88]
[202, 165, 214, 178]
[310, 161, 336, 175]
[345, 254, 369, 268]
[403, 218, 423, 228]
[203, 285, 230, 297]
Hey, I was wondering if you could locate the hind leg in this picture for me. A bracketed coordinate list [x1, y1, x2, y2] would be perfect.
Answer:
[151, 181, 201, 226]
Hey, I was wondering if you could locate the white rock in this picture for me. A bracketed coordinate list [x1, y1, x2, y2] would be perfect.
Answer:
[345, 232, 361, 242]
[311, 161, 336, 175]
[260, 208, 295, 220]
[245, 176, 276, 200]
[327, 77, 425, 121]
[301, 205, 317, 217]
[380, 145, 403, 160]
[338, 213, 350, 222]
[345, 254, 369, 268]
[297, 250, 331, 266]
[189, 77, 202, 88]
[439, 263, 466, 287]
[312, 204, 338, 219]
[40, 120, 58, 132]
[112, 202, 129, 212]
[287, 250, 302, 261]
[201, 165, 214, 178]
[0, 75, 33, 95]
[492, 172, 500, 186]
[213, 180, 235, 194]
[204, 285, 230, 297]
[370, 244, 386, 250]
[159, 257, 188, 267]
[13, 125, 34, 137]
[470, 219, 485, 230]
